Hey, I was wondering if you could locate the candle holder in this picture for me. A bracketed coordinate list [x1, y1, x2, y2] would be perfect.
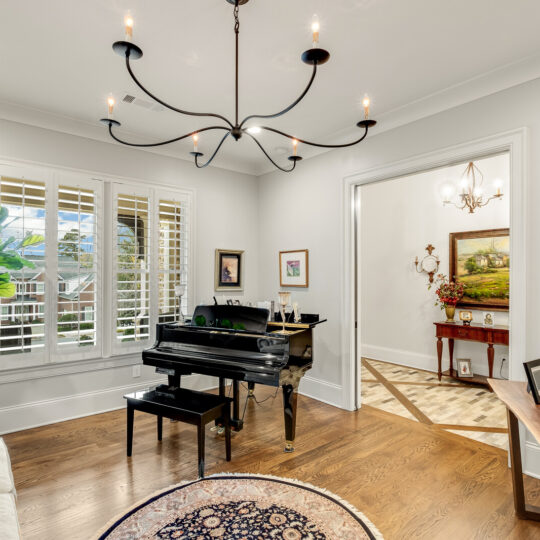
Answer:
[278, 291, 291, 334]
[175, 284, 186, 324]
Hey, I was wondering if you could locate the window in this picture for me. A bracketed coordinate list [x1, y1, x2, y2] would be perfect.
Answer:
[158, 197, 189, 323]
[56, 185, 97, 350]
[113, 190, 151, 349]
[0, 163, 191, 371]
[0, 176, 46, 357]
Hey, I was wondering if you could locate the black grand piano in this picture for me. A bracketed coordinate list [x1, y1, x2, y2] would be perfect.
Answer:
[142, 304, 326, 452]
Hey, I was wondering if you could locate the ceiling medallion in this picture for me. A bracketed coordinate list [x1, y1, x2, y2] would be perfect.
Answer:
[100, 0, 377, 172]
[441, 162, 504, 213]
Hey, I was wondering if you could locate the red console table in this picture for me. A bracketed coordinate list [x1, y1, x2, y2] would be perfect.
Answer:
[434, 322, 509, 387]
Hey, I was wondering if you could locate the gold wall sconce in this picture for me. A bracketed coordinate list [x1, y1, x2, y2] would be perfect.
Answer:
[414, 244, 440, 284]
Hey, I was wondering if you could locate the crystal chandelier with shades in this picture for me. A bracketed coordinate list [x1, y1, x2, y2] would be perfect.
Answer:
[99, 0, 377, 173]
[441, 161, 504, 214]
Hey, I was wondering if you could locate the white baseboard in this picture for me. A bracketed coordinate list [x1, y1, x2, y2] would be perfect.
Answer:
[361, 344, 438, 373]
[361, 343, 505, 378]
[0, 374, 216, 435]
[298, 376, 343, 409]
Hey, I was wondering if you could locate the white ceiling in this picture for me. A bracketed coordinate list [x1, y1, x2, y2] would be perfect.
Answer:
[2, 0, 540, 176]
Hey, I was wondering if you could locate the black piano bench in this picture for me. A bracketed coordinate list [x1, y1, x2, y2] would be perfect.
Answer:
[123, 388, 232, 478]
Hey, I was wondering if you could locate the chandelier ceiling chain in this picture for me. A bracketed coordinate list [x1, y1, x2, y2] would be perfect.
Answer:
[100, 0, 377, 172]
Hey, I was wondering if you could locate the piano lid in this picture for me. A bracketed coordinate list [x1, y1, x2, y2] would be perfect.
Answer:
[190, 304, 269, 333]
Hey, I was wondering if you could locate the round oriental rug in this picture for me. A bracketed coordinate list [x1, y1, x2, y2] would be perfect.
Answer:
[97, 474, 383, 540]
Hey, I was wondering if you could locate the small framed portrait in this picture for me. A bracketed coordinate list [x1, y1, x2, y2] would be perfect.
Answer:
[524, 359, 540, 405]
[280, 249, 309, 288]
[215, 249, 243, 291]
[459, 310, 473, 325]
[457, 358, 473, 378]
[482, 311, 495, 327]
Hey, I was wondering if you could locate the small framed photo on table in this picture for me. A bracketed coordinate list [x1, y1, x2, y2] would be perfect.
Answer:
[523, 359, 540, 405]
[457, 358, 473, 378]
[279, 249, 309, 288]
[215, 249, 243, 291]
[483, 312, 495, 327]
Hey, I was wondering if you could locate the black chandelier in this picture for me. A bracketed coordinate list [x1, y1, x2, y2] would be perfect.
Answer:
[100, 0, 377, 173]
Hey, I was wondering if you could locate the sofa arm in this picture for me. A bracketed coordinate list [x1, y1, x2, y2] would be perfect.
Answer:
[0, 438, 16, 496]
[0, 493, 20, 540]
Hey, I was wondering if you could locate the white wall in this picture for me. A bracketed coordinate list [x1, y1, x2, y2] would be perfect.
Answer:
[0, 119, 259, 433]
[360, 153, 510, 377]
[258, 77, 540, 407]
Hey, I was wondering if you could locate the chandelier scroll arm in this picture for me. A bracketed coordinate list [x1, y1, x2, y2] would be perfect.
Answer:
[194, 131, 232, 168]
[124, 55, 234, 129]
[244, 132, 298, 173]
[103, 122, 230, 148]
[258, 124, 371, 149]
[239, 64, 318, 129]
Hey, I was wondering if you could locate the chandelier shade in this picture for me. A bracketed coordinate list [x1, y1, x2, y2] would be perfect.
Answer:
[100, 0, 377, 172]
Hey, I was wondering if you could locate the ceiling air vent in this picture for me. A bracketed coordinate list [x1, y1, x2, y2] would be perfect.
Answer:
[121, 93, 164, 112]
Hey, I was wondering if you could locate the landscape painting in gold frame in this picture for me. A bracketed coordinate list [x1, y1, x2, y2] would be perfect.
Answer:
[449, 228, 509, 311]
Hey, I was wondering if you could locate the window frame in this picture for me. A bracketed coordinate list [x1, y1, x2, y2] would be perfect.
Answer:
[0, 160, 194, 376]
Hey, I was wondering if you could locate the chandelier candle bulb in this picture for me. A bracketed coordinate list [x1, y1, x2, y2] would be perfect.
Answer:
[124, 13, 134, 41]
[292, 139, 298, 156]
[311, 15, 320, 47]
[363, 96, 370, 120]
[494, 178, 503, 196]
[107, 96, 115, 119]
[192, 133, 199, 152]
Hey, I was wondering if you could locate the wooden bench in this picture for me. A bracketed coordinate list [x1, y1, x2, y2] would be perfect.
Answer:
[124, 387, 232, 478]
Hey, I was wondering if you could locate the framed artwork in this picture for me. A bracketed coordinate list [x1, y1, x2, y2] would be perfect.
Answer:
[457, 358, 473, 378]
[215, 249, 243, 291]
[449, 228, 509, 311]
[523, 359, 540, 405]
[482, 311, 495, 327]
[279, 249, 309, 288]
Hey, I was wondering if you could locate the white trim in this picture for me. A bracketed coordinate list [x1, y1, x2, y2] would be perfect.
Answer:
[0, 353, 142, 384]
[0, 374, 217, 436]
[342, 128, 528, 411]
[298, 376, 343, 410]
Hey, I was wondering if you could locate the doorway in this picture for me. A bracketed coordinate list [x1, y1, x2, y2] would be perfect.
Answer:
[340, 130, 527, 415]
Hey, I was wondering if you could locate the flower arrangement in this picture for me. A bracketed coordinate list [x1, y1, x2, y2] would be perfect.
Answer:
[431, 273, 464, 309]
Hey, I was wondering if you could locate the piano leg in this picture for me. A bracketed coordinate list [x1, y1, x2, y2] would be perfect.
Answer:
[282, 384, 298, 453]
[231, 380, 244, 431]
[168, 374, 181, 389]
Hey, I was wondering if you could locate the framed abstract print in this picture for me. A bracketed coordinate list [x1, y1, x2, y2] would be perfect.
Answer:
[449, 228, 509, 311]
[279, 249, 309, 288]
[215, 249, 243, 291]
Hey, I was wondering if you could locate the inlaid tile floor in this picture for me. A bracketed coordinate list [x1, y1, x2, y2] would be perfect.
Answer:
[361, 358, 509, 450]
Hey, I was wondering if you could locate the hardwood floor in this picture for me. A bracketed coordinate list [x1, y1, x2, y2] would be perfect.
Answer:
[4, 384, 540, 540]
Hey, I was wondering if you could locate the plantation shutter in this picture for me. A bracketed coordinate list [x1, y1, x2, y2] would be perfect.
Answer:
[112, 186, 151, 351]
[55, 183, 99, 355]
[157, 194, 190, 323]
[0, 175, 47, 359]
